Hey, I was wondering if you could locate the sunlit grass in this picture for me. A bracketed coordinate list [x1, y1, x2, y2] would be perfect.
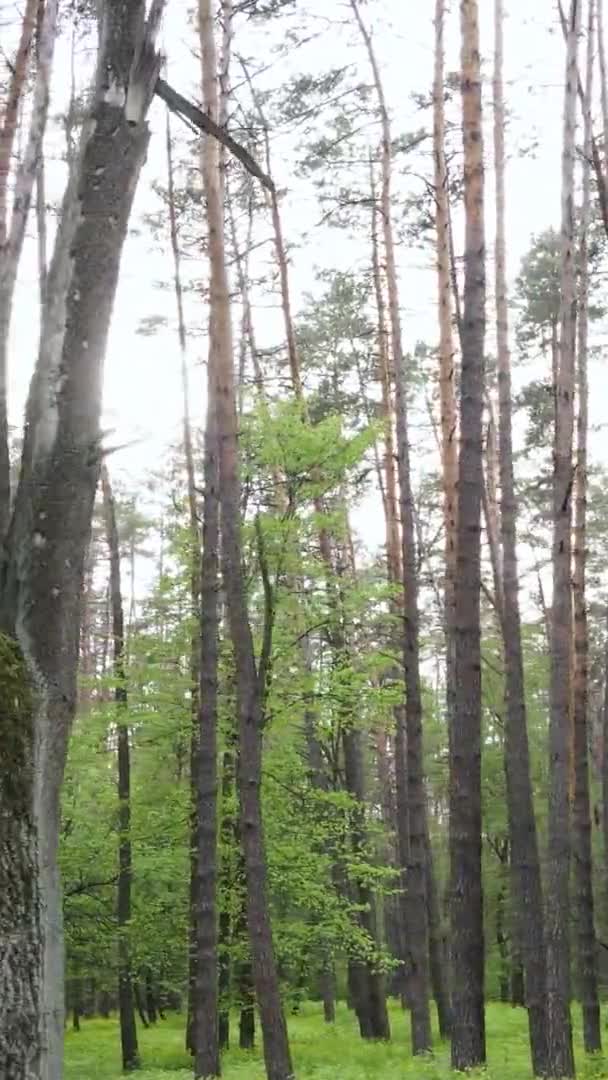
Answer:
[65, 1000, 608, 1079]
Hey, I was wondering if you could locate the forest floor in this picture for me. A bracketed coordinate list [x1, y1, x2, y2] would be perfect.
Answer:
[65, 1000, 608, 1079]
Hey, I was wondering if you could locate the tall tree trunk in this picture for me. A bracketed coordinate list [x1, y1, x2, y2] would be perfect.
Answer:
[493, 1, 548, 1073]
[0, 0, 58, 538]
[165, 112, 204, 1057]
[598, 0, 608, 177]
[369, 168, 409, 1011]
[434, 0, 458, 761]
[351, 0, 432, 1050]
[494, 842, 510, 1003]
[193, 394, 221, 1079]
[572, 0, 601, 1054]
[197, 3, 293, 1078]
[341, 707, 390, 1041]
[449, 0, 486, 1069]
[101, 465, 140, 1072]
[244, 42, 390, 1047]
[546, 2, 580, 1075]
[218, 748, 235, 1051]
[0, 636, 38, 1079]
[0, 5, 163, 1075]
[0, 0, 38, 244]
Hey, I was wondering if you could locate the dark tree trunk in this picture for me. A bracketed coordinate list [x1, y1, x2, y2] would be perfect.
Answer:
[218, 747, 235, 1052]
[98, 990, 111, 1019]
[71, 977, 82, 1032]
[101, 465, 140, 1073]
[425, 833, 451, 1038]
[319, 968, 336, 1024]
[342, 725, 391, 1041]
[0, 636, 38, 1079]
[239, 993, 255, 1051]
[495, 848, 509, 1004]
[492, 0, 548, 1072]
[511, 954, 525, 1008]
[545, 2, 580, 1075]
[133, 985, 149, 1030]
[145, 971, 158, 1025]
[193, 380, 221, 1080]
[449, 0, 486, 1069]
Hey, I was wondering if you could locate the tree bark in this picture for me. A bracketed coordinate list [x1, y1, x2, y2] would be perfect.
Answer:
[165, 109, 205, 1058]
[449, 0, 486, 1069]
[197, 2, 293, 1077]
[493, 1, 548, 1072]
[572, 0, 601, 1053]
[545, 1, 580, 1074]
[0, 636, 39, 1079]
[0, 0, 58, 539]
[218, 748, 235, 1051]
[434, 0, 458, 764]
[0, 4, 164, 1074]
[0, 0, 38, 229]
[351, 0, 432, 1051]
[193, 394, 221, 1079]
[100, 464, 140, 1071]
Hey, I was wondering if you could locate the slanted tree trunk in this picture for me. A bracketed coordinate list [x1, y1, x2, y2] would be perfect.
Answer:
[350, 0, 432, 1051]
[493, 1, 548, 1072]
[197, 2, 292, 1077]
[0, 4, 164, 1075]
[545, 2, 580, 1075]
[572, 0, 601, 1053]
[101, 465, 139, 1072]
[450, 0, 486, 1069]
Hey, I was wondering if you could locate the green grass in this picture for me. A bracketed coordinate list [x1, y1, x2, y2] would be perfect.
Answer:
[65, 1001, 608, 1079]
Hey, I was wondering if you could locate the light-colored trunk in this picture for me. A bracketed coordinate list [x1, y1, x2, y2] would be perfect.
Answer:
[572, 0, 601, 1053]
[545, 1, 580, 1075]
[165, 111, 203, 1057]
[598, 0, 608, 177]
[0, 4, 164, 1075]
[0, 0, 38, 244]
[197, 3, 293, 1077]
[0, 0, 58, 537]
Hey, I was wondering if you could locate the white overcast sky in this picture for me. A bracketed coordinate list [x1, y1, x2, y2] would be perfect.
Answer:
[7, 0, 606, 562]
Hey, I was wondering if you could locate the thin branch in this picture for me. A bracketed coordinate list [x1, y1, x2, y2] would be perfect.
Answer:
[155, 77, 274, 192]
